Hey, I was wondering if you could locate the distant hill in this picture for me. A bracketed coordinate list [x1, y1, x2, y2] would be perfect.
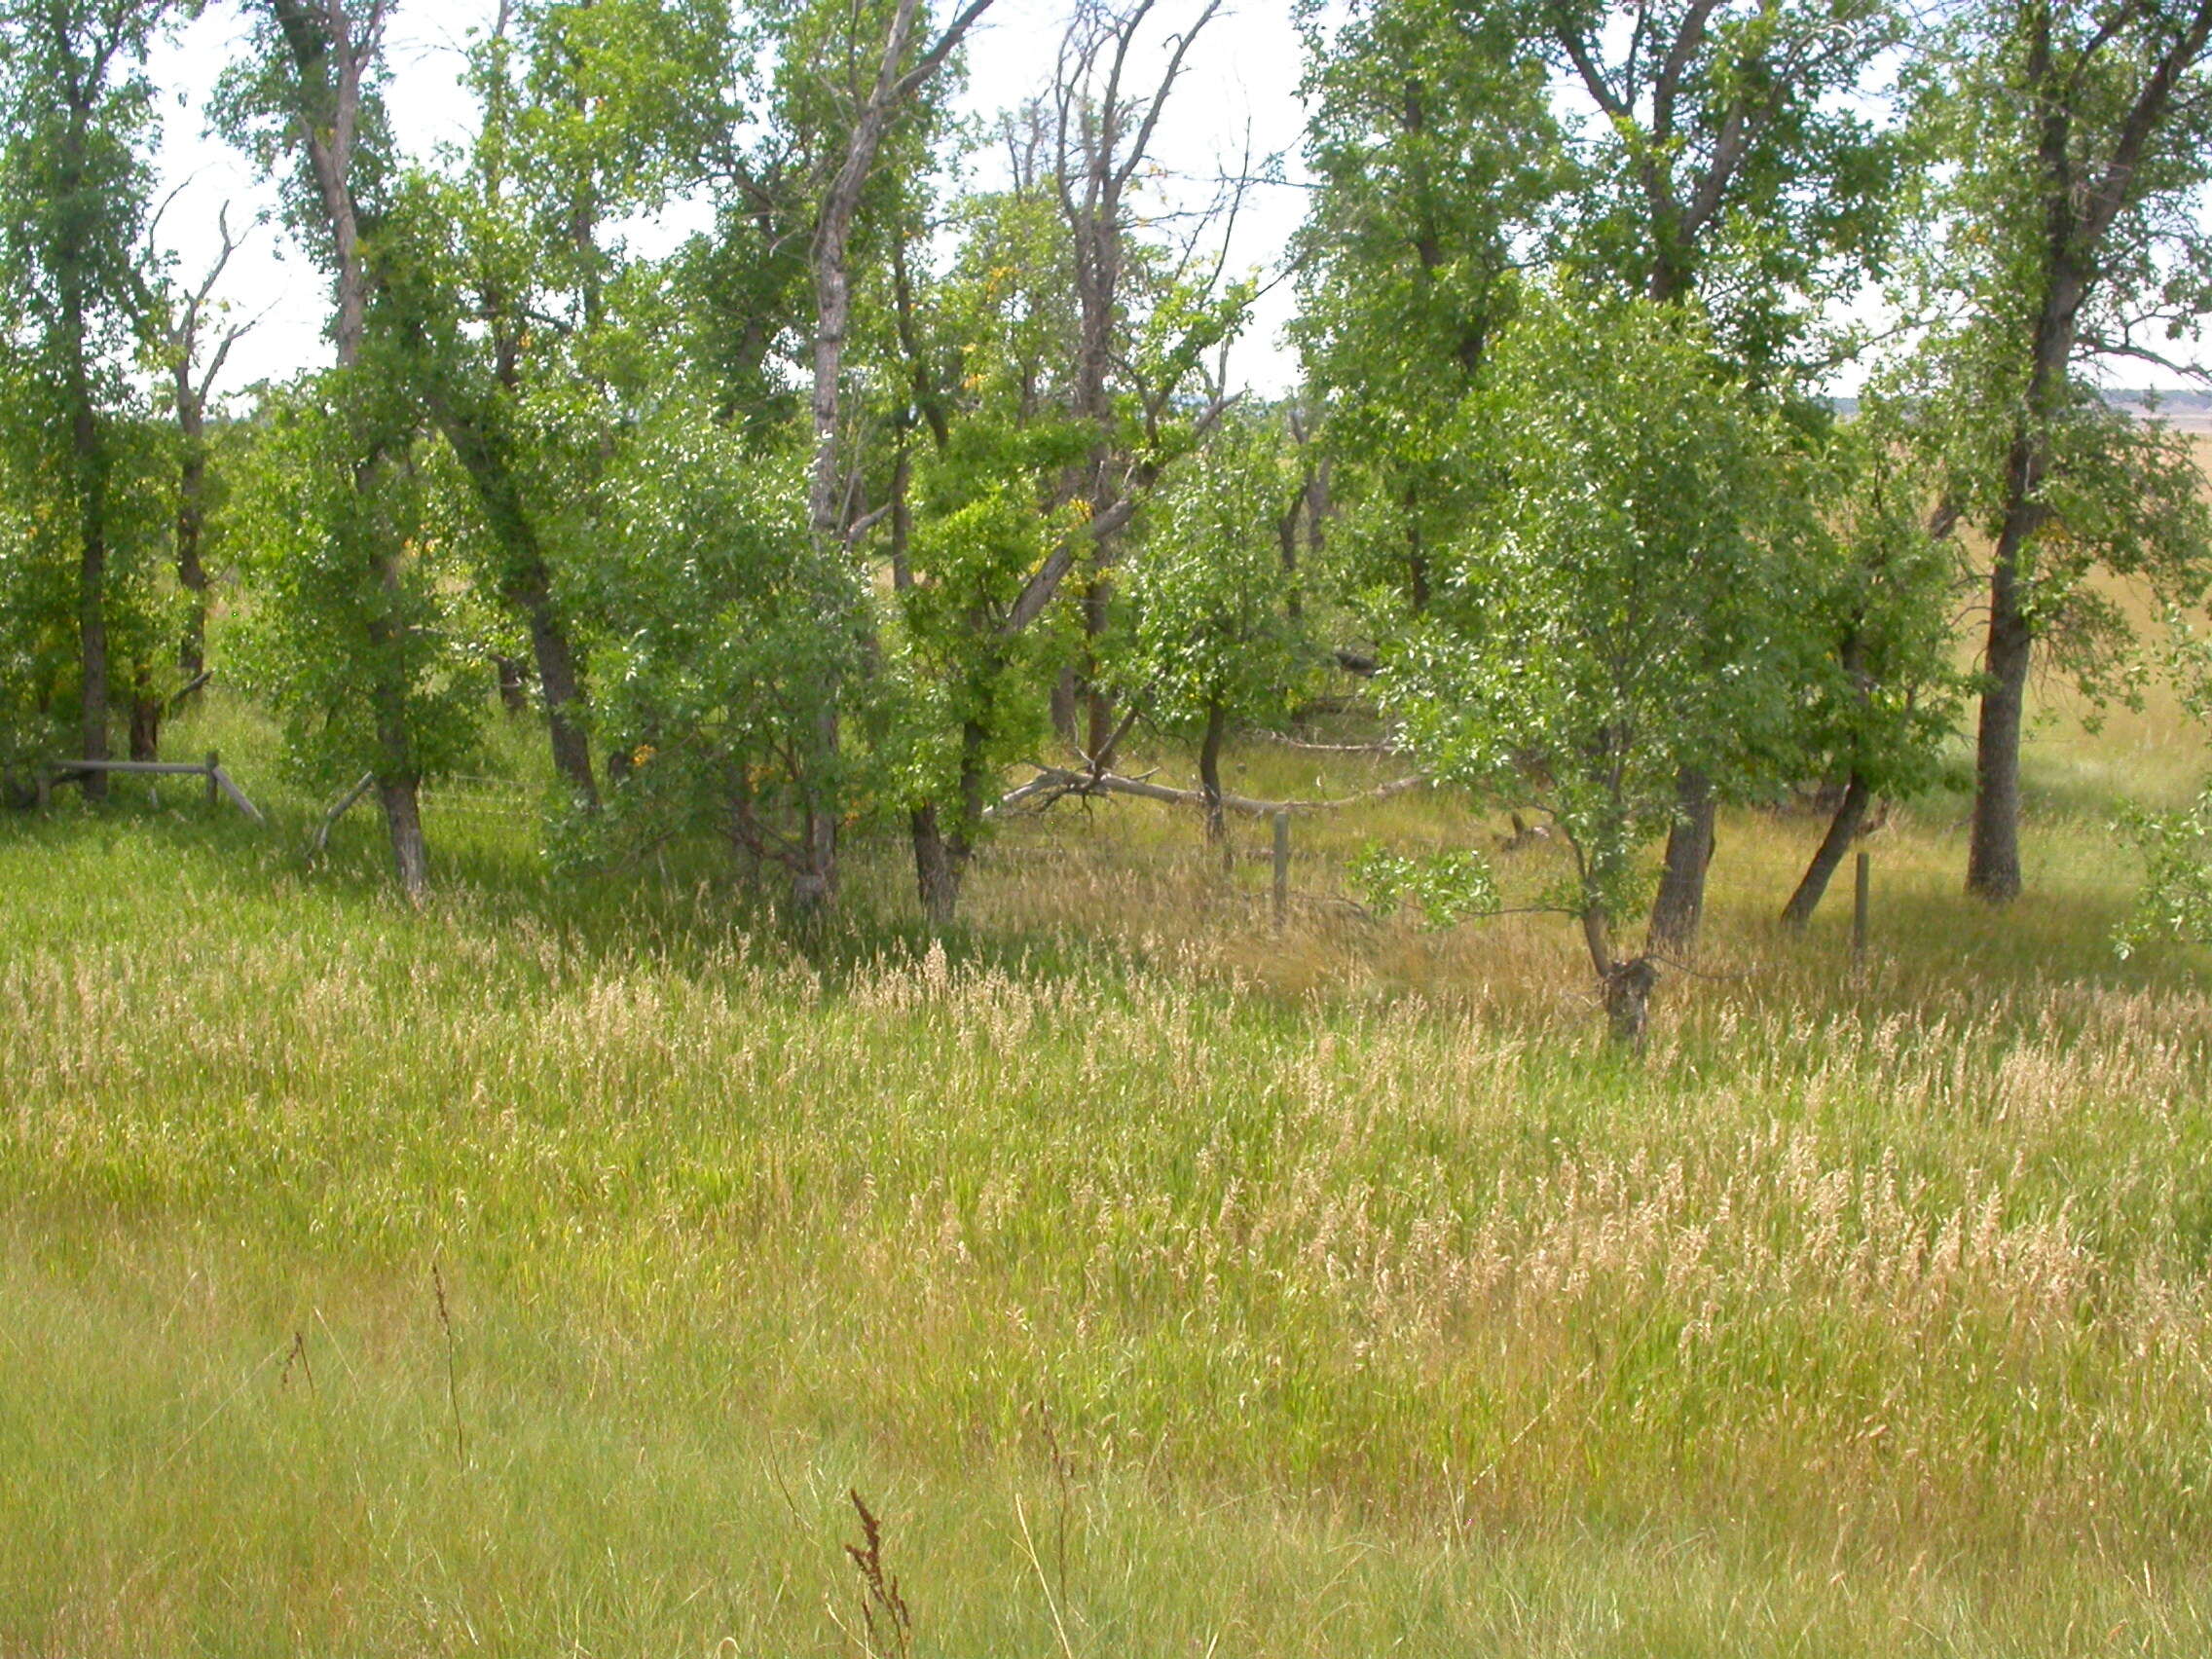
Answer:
[1825, 387, 2212, 429]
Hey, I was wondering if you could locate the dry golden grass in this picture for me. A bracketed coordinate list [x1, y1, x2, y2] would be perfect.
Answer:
[8, 494, 2212, 1654]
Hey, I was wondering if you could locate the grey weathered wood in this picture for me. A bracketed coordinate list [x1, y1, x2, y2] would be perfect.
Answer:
[48, 759, 217, 777]
[38, 754, 262, 822]
[1272, 811, 1290, 933]
[999, 764, 1425, 819]
[311, 771, 377, 859]
[209, 765, 264, 824]
[1853, 851, 1870, 971]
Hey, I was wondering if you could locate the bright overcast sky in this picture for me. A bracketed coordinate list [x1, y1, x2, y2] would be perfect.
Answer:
[146, 0, 1322, 399]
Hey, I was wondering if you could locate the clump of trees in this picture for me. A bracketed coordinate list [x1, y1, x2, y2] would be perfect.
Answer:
[4, 0, 2212, 1039]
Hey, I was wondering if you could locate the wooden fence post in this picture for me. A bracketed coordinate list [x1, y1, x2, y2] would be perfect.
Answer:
[1272, 810, 1290, 934]
[206, 751, 219, 811]
[1852, 850, 1870, 973]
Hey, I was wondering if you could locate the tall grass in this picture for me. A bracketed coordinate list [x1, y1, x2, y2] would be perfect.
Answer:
[8, 694, 2212, 1652]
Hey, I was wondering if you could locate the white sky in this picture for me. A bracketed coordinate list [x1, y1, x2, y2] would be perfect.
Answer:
[142, 0, 2211, 402]
[146, 0, 1321, 398]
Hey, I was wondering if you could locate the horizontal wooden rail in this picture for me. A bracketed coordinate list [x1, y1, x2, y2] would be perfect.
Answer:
[35, 751, 264, 824]
[48, 760, 213, 777]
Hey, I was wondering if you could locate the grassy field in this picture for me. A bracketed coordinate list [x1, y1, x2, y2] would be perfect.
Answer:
[6, 606, 2212, 1655]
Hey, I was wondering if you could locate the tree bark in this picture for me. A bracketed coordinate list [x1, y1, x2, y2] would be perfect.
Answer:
[1648, 765, 1714, 948]
[1781, 770, 1872, 928]
[798, 0, 994, 913]
[1050, 666, 1080, 752]
[423, 394, 600, 805]
[128, 663, 160, 761]
[175, 394, 210, 684]
[1960, 0, 2212, 898]
[377, 774, 428, 900]
[911, 803, 961, 929]
[1582, 905, 1657, 1047]
[61, 215, 108, 796]
[525, 596, 597, 802]
[73, 389, 109, 799]
[1198, 694, 1228, 843]
[1968, 550, 2036, 900]
[496, 655, 529, 716]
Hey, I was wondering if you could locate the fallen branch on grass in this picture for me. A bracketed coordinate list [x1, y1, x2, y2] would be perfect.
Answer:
[996, 763, 1427, 819]
[1249, 730, 1407, 756]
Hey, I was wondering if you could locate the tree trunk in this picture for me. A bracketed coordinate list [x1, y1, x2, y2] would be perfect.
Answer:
[1648, 766, 1714, 948]
[1198, 694, 1228, 843]
[76, 490, 108, 798]
[1966, 330, 2065, 903]
[496, 655, 529, 716]
[128, 663, 160, 761]
[1968, 581, 2033, 901]
[1582, 905, 1657, 1047]
[911, 803, 962, 929]
[911, 718, 989, 928]
[1051, 665, 1080, 752]
[1081, 575, 1118, 768]
[67, 346, 109, 799]
[176, 387, 210, 684]
[524, 600, 597, 804]
[377, 774, 428, 900]
[1781, 770, 1872, 928]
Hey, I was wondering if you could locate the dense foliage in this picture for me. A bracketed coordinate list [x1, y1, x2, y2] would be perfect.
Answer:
[3, 0, 2212, 1028]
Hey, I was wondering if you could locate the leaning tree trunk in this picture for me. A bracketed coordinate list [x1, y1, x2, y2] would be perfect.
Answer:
[1781, 771, 1873, 928]
[522, 593, 597, 806]
[1648, 766, 1714, 948]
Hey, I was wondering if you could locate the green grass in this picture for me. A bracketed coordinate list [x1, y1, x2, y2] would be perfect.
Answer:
[6, 681, 2212, 1655]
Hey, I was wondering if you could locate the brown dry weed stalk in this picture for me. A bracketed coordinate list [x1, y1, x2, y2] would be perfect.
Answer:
[842, 1489, 912, 1659]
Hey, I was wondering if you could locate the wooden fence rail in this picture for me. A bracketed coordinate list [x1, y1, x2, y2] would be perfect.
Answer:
[34, 751, 264, 824]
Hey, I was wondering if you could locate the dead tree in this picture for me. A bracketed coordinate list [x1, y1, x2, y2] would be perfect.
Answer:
[258, 0, 430, 898]
[795, 0, 996, 912]
[137, 200, 260, 755]
[1051, 0, 1224, 771]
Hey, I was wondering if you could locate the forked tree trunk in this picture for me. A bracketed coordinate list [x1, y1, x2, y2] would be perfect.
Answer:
[1581, 905, 1658, 1047]
[800, 0, 994, 914]
[1648, 766, 1714, 948]
[1782, 771, 1872, 929]
[1959, 0, 2212, 896]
